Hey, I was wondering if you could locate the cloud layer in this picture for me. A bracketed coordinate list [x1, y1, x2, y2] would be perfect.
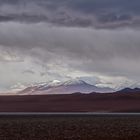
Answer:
[0, 0, 140, 28]
[0, 0, 140, 91]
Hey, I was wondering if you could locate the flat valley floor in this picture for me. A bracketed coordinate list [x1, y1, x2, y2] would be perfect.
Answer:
[0, 115, 140, 140]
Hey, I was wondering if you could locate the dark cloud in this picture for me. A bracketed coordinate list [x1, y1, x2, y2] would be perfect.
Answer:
[0, 0, 140, 28]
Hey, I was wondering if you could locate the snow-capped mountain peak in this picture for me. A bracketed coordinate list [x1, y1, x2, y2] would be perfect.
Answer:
[52, 80, 61, 83]
[18, 79, 114, 95]
[46, 80, 61, 86]
[62, 79, 87, 86]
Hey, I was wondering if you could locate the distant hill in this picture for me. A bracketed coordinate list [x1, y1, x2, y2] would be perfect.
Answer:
[116, 88, 140, 94]
[0, 92, 139, 112]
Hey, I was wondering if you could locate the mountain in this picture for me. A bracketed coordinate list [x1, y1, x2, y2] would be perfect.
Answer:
[18, 79, 114, 95]
[116, 88, 140, 94]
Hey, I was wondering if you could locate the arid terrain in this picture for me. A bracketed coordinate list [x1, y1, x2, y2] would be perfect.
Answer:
[0, 93, 139, 112]
[0, 115, 139, 140]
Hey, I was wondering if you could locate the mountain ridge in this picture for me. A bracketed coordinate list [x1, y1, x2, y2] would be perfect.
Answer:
[18, 79, 114, 95]
[116, 87, 140, 94]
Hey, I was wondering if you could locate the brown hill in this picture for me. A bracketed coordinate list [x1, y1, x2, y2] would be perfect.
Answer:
[0, 92, 139, 112]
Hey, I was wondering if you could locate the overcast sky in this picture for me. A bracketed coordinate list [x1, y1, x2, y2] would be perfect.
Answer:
[0, 0, 140, 91]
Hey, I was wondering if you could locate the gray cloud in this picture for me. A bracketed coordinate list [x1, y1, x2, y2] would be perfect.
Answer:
[0, 0, 140, 28]
[22, 70, 35, 75]
[0, 22, 140, 88]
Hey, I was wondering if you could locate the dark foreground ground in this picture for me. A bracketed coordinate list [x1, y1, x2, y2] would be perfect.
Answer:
[0, 115, 140, 140]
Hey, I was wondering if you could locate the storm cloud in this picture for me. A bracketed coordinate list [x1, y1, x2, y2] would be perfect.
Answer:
[0, 0, 140, 28]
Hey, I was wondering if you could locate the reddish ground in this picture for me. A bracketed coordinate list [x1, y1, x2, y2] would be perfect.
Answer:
[0, 93, 139, 112]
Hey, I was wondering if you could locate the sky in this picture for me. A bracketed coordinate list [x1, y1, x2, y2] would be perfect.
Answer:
[0, 0, 140, 91]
